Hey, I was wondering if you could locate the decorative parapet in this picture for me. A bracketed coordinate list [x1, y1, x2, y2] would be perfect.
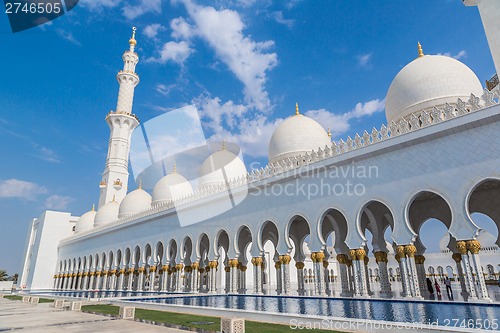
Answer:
[70, 88, 500, 236]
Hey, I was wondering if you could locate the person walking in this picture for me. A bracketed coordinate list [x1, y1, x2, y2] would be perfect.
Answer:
[426, 278, 434, 296]
[434, 280, 441, 300]
[444, 277, 453, 300]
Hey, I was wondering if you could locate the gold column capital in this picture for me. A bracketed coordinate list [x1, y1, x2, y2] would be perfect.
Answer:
[336, 254, 348, 264]
[251, 257, 263, 266]
[224, 266, 231, 273]
[404, 244, 417, 258]
[279, 254, 291, 264]
[466, 240, 481, 254]
[374, 251, 388, 263]
[208, 260, 218, 269]
[414, 254, 425, 265]
[349, 249, 357, 260]
[456, 240, 467, 254]
[295, 261, 305, 269]
[355, 248, 366, 260]
[396, 245, 406, 257]
[323, 261, 329, 268]
[452, 253, 462, 263]
[192, 262, 199, 269]
[228, 259, 239, 268]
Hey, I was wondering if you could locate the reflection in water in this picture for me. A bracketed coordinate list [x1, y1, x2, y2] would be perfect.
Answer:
[129, 295, 500, 330]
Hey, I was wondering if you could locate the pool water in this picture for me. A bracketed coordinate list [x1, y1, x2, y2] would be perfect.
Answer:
[126, 295, 500, 330]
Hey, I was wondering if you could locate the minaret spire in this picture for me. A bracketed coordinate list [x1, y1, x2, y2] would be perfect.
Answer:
[295, 103, 300, 116]
[98, 28, 141, 209]
[417, 42, 424, 58]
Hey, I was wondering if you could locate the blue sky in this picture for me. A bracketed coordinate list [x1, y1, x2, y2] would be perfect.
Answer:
[0, 0, 498, 274]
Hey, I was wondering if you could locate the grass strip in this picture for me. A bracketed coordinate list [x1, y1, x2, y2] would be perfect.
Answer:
[82, 304, 340, 333]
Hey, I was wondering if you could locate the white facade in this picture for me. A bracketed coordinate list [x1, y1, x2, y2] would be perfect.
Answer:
[20, 6, 500, 301]
[19, 211, 77, 290]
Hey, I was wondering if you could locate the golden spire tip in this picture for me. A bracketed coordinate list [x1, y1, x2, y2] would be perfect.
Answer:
[327, 128, 332, 138]
[173, 162, 177, 173]
[129, 27, 137, 48]
[221, 139, 227, 151]
[417, 42, 424, 58]
[295, 103, 300, 116]
[91, 204, 95, 212]
[138, 180, 142, 189]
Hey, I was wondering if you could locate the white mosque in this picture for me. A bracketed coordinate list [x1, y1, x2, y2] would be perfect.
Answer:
[19, 1, 500, 302]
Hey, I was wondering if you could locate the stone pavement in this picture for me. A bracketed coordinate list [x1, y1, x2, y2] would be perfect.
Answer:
[0, 299, 187, 333]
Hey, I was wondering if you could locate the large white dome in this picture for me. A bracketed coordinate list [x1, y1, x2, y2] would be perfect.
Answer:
[385, 53, 483, 123]
[75, 208, 96, 233]
[119, 187, 152, 218]
[152, 171, 193, 205]
[268, 109, 331, 164]
[94, 200, 119, 227]
[198, 148, 247, 189]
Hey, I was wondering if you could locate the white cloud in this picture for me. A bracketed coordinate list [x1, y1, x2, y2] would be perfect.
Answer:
[437, 50, 467, 60]
[156, 83, 176, 96]
[148, 41, 193, 64]
[36, 146, 60, 163]
[0, 179, 48, 201]
[170, 17, 193, 40]
[44, 195, 74, 211]
[357, 53, 372, 68]
[122, 0, 161, 20]
[273, 11, 294, 28]
[305, 99, 386, 137]
[143, 23, 166, 39]
[56, 29, 81, 46]
[176, 0, 278, 111]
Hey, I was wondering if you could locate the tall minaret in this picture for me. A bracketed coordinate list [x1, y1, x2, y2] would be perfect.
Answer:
[464, 0, 500, 76]
[98, 27, 141, 208]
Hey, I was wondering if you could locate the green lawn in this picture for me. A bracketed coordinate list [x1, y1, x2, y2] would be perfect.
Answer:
[3, 295, 54, 303]
[82, 304, 341, 333]
[3, 295, 22, 301]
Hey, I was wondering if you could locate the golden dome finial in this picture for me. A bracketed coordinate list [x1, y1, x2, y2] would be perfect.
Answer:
[327, 128, 332, 138]
[138, 180, 142, 189]
[221, 139, 227, 151]
[91, 204, 95, 212]
[417, 42, 424, 58]
[129, 27, 137, 48]
[173, 162, 177, 173]
[295, 103, 300, 116]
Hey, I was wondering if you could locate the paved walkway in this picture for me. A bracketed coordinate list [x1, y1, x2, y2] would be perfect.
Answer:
[0, 299, 186, 333]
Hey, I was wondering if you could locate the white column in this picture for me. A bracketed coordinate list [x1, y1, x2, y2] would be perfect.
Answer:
[312, 252, 326, 296]
[467, 240, 491, 301]
[414, 255, 429, 298]
[117, 268, 125, 290]
[208, 261, 218, 293]
[228, 259, 239, 294]
[457, 241, 478, 300]
[137, 267, 145, 291]
[101, 268, 109, 290]
[252, 257, 263, 294]
[405, 245, 422, 299]
[161, 265, 169, 291]
[337, 255, 351, 297]
[240, 266, 247, 293]
[363, 257, 371, 295]
[374, 251, 392, 297]
[452, 253, 469, 299]
[89, 270, 96, 290]
[275, 261, 282, 295]
[175, 264, 183, 292]
[396, 246, 411, 298]
[279, 255, 291, 295]
[296, 262, 305, 296]
[191, 263, 199, 293]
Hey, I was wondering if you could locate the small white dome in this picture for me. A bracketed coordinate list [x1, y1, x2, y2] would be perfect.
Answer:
[199, 148, 247, 189]
[94, 200, 119, 227]
[119, 187, 152, 218]
[268, 110, 331, 164]
[385, 54, 483, 123]
[152, 171, 193, 205]
[476, 229, 499, 250]
[75, 208, 96, 233]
